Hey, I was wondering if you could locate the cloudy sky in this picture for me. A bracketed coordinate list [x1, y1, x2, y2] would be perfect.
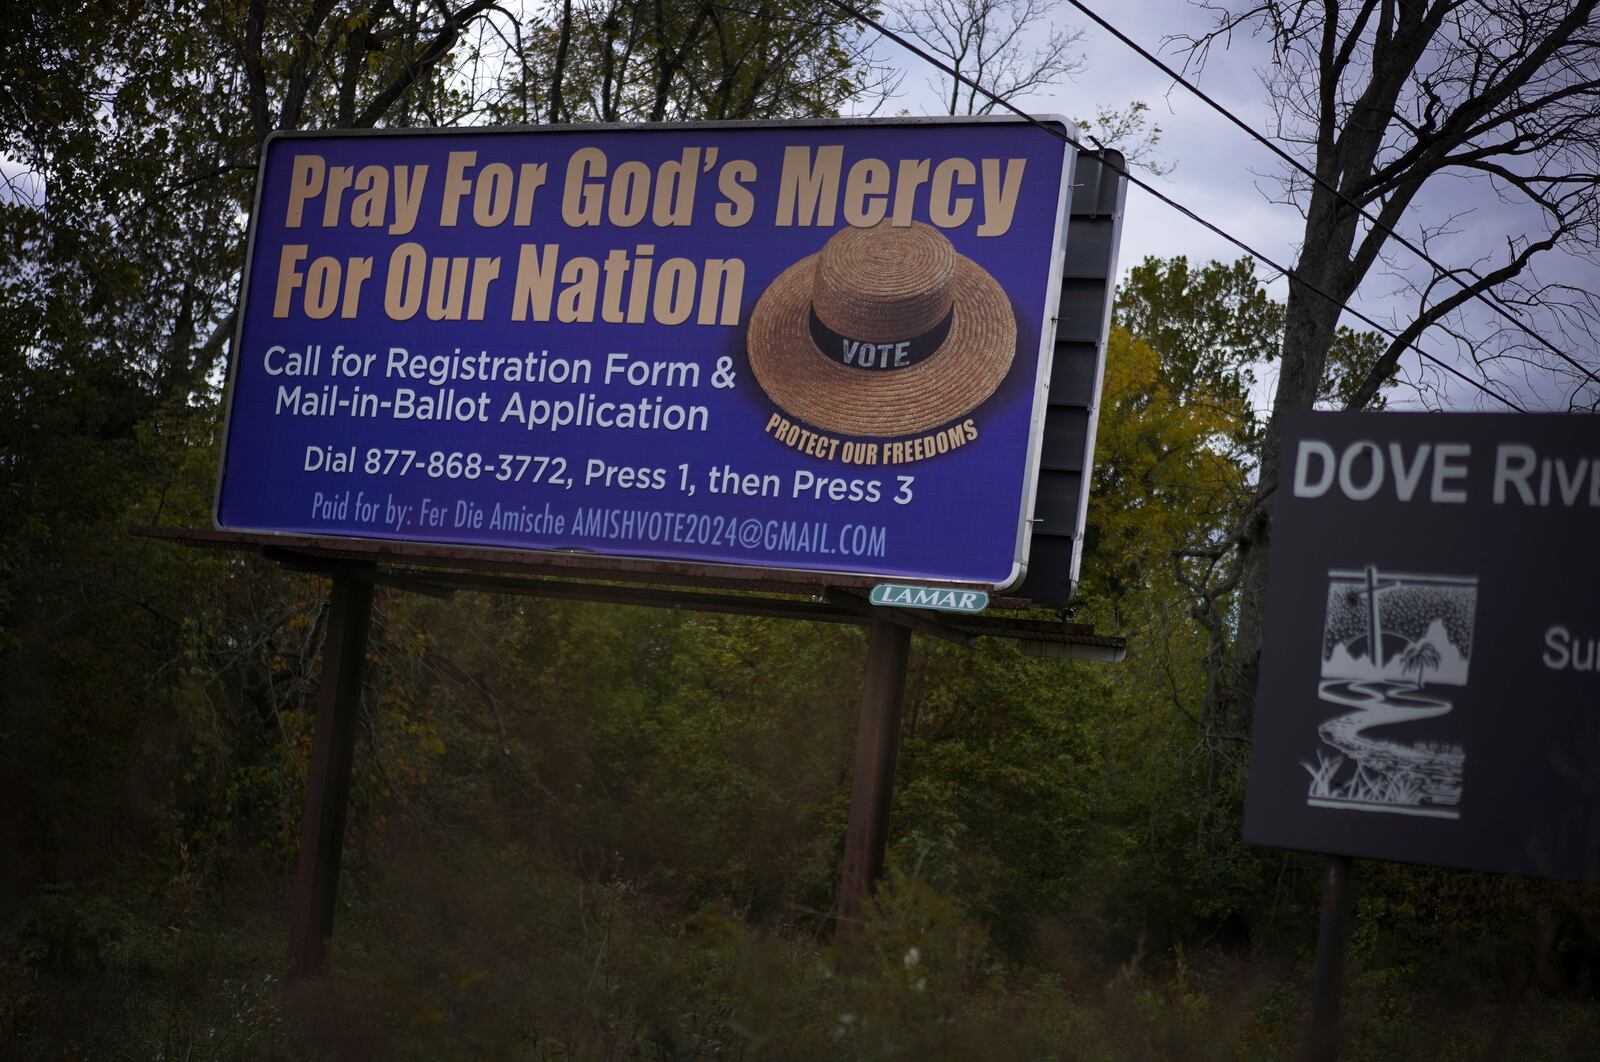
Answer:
[858, 0, 1600, 414]
[874, 0, 1293, 275]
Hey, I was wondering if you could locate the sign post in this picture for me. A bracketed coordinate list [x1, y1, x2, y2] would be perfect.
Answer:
[1245, 411, 1600, 1054]
[838, 617, 913, 925]
[1306, 853, 1353, 1061]
[288, 569, 375, 979]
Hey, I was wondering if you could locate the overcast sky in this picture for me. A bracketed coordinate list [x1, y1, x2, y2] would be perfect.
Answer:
[874, 0, 1292, 278]
[861, 0, 1600, 414]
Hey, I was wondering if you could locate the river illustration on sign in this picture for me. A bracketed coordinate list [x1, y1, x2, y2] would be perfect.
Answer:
[1301, 567, 1478, 820]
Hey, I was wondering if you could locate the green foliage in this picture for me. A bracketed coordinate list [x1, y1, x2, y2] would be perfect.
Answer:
[1076, 101, 1171, 176]
[1115, 256, 1393, 438]
[892, 640, 1103, 952]
[0, 0, 1593, 1045]
[1115, 256, 1280, 445]
[493, 0, 883, 125]
[13, 884, 127, 979]
[1079, 325, 1250, 614]
[13, 845, 1600, 1059]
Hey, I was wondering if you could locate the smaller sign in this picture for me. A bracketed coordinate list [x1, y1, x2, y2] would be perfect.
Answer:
[1245, 411, 1600, 883]
[870, 583, 989, 614]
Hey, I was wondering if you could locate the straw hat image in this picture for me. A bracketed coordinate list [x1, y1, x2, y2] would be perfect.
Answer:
[746, 221, 1017, 438]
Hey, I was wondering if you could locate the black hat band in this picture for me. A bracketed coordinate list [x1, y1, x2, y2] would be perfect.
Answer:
[808, 304, 954, 371]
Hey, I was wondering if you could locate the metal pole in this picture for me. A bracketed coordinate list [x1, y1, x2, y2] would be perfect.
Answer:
[288, 571, 376, 979]
[1304, 854, 1355, 1062]
[836, 617, 913, 927]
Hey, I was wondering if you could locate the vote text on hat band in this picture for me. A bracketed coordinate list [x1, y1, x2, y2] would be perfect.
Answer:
[808, 305, 955, 372]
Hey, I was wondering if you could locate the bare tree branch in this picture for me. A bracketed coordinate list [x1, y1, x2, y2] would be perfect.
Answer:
[890, 0, 1085, 115]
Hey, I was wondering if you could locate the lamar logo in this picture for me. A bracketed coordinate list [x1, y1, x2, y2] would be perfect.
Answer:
[869, 583, 988, 614]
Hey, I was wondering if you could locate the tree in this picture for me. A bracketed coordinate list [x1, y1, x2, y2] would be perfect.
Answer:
[1116, 257, 1392, 447]
[891, 0, 1085, 115]
[0, 0, 886, 430]
[1400, 639, 1441, 688]
[1, 0, 519, 430]
[0, 0, 884, 925]
[1068, 325, 1287, 947]
[1112, 256, 1390, 730]
[1079, 325, 1251, 624]
[1074, 101, 1173, 177]
[486, 0, 892, 125]
[1116, 257, 1282, 448]
[1184, 1, 1600, 724]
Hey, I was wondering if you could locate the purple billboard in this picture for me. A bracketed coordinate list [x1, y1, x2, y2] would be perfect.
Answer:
[216, 119, 1075, 586]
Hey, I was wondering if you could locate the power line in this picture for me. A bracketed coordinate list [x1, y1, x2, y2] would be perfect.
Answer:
[1059, 0, 1600, 393]
[820, 0, 1530, 413]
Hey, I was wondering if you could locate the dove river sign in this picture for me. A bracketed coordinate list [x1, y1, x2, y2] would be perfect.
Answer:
[1244, 411, 1600, 882]
[214, 119, 1077, 588]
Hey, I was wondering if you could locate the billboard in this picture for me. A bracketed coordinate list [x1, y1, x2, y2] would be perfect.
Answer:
[1244, 411, 1600, 882]
[216, 119, 1075, 587]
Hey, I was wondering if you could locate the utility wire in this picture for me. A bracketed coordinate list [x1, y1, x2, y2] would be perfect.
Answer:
[1059, 0, 1600, 392]
[821, 0, 1529, 413]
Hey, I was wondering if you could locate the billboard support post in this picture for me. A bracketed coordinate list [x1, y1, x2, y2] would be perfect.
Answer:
[1305, 854, 1354, 1061]
[837, 617, 912, 927]
[135, 529, 1123, 977]
[288, 570, 376, 980]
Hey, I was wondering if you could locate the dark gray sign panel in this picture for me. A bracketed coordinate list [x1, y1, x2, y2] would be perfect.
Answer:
[1244, 411, 1600, 882]
[1017, 149, 1128, 607]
